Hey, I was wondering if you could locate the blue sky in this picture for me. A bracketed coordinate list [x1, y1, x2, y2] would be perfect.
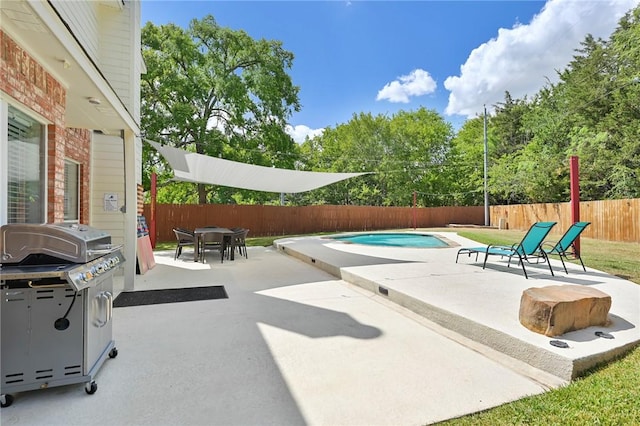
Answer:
[142, 0, 638, 142]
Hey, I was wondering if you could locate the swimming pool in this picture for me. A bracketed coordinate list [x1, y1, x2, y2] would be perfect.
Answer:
[333, 233, 449, 248]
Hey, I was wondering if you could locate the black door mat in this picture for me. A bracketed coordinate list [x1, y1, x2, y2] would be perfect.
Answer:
[113, 286, 228, 307]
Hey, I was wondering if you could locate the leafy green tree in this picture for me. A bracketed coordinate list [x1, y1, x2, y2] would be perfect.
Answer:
[560, 8, 640, 200]
[491, 92, 533, 157]
[141, 15, 301, 204]
[296, 108, 454, 206]
[599, 6, 640, 198]
[296, 112, 389, 205]
[448, 117, 487, 205]
[486, 4, 640, 203]
[388, 109, 455, 206]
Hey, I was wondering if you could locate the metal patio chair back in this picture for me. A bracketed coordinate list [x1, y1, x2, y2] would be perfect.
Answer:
[173, 228, 196, 260]
[456, 221, 557, 279]
[200, 230, 227, 263]
[542, 221, 591, 273]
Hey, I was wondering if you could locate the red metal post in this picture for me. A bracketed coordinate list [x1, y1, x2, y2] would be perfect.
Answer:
[570, 156, 580, 256]
[150, 172, 157, 248]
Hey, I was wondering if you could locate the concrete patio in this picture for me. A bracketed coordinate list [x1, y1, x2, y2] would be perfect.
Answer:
[2, 231, 638, 425]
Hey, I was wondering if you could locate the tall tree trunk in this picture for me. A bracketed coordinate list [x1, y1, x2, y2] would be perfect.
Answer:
[198, 183, 207, 204]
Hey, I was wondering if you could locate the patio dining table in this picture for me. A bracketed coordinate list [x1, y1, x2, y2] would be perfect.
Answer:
[193, 227, 236, 262]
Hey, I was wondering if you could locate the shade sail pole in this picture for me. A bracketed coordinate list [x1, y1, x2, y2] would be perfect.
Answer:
[570, 156, 581, 256]
[483, 105, 490, 226]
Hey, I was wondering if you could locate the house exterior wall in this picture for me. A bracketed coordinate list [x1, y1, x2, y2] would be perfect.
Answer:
[52, 1, 100, 66]
[53, 0, 144, 188]
[99, 5, 132, 108]
[1, 30, 92, 224]
[90, 132, 126, 246]
[0, 30, 65, 123]
[1, 0, 142, 290]
[54, 0, 141, 133]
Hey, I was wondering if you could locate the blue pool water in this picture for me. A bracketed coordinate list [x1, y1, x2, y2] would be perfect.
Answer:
[333, 233, 449, 248]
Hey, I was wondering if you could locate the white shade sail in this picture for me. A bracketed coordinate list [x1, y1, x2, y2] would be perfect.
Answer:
[147, 140, 370, 193]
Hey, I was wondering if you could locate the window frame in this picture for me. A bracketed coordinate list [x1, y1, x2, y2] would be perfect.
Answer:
[1, 99, 48, 224]
[64, 159, 81, 223]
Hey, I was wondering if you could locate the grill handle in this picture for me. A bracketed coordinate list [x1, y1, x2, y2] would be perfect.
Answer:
[87, 244, 124, 257]
[105, 291, 113, 322]
[28, 280, 67, 289]
[93, 291, 112, 328]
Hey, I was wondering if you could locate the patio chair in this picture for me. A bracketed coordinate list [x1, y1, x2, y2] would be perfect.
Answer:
[541, 221, 590, 274]
[232, 228, 249, 259]
[200, 230, 228, 263]
[456, 221, 557, 279]
[173, 228, 196, 260]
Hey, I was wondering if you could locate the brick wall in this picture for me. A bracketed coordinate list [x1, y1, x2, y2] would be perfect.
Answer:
[1, 30, 92, 223]
[137, 184, 145, 215]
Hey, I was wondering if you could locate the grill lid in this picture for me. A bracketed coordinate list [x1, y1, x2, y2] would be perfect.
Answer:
[1, 223, 114, 265]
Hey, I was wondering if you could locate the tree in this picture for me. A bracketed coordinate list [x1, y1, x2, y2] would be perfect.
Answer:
[600, 6, 640, 198]
[448, 117, 487, 205]
[296, 108, 454, 206]
[485, 4, 640, 203]
[491, 92, 533, 157]
[141, 16, 301, 204]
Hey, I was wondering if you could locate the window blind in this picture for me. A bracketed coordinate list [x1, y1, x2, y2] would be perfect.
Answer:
[7, 106, 45, 223]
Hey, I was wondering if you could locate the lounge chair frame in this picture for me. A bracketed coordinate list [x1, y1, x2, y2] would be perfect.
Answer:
[456, 221, 557, 279]
[542, 221, 590, 273]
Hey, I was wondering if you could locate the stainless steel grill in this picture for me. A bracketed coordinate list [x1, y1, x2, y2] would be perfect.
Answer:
[0, 223, 125, 408]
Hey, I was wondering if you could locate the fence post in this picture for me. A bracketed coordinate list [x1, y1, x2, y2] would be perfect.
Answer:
[570, 156, 580, 256]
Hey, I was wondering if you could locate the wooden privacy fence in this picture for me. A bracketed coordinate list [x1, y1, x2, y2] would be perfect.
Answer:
[144, 198, 638, 243]
[491, 198, 639, 242]
[144, 204, 484, 243]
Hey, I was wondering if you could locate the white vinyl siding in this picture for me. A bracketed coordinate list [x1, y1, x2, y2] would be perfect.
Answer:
[90, 132, 125, 246]
[98, 1, 142, 122]
[52, 1, 142, 122]
[51, 1, 100, 65]
[99, 4, 132, 107]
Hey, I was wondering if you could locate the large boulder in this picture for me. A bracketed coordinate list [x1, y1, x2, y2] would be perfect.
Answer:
[519, 285, 611, 337]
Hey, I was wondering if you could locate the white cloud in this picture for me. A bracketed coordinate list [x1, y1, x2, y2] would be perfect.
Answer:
[444, 0, 639, 118]
[286, 124, 325, 144]
[376, 69, 437, 103]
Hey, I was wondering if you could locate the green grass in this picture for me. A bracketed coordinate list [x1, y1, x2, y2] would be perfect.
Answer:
[155, 229, 640, 424]
[436, 347, 640, 425]
[154, 233, 327, 252]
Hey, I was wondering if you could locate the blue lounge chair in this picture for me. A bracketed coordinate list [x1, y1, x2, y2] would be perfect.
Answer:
[541, 221, 590, 274]
[456, 222, 557, 279]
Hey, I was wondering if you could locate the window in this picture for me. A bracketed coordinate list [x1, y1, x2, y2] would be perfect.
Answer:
[7, 106, 45, 223]
[64, 160, 80, 222]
